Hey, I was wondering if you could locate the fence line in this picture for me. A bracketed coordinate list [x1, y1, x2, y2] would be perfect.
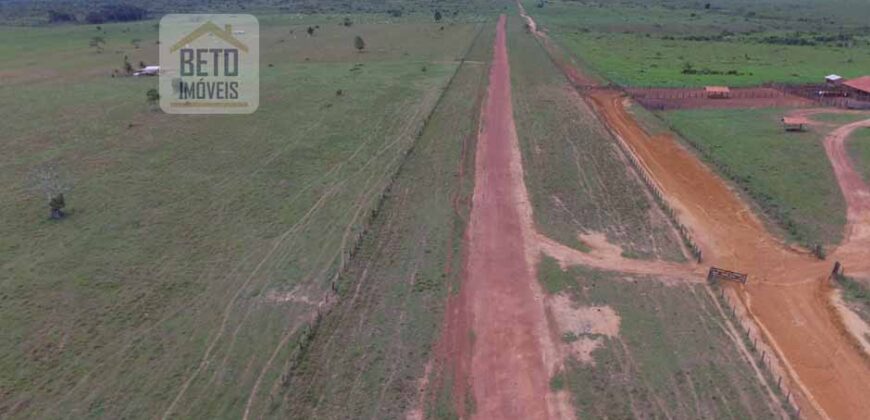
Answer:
[716, 287, 803, 418]
[605, 126, 703, 263]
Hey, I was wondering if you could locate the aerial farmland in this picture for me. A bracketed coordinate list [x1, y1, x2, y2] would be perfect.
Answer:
[1, 0, 869, 419]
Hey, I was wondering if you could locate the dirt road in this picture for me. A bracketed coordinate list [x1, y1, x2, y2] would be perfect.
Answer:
[822, 118, 870, 266]
[586, 90, 870, 420]
[442, 14, 706, 419]
[457, 14, 559, 419]
[784, 109, 870, 275]
[515, 4, 870, 418]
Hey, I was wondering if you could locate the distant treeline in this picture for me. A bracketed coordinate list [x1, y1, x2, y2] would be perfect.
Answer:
[47, 4, 147, 24]
[3, 0, 501, 25]
[660, 30, 866, 47]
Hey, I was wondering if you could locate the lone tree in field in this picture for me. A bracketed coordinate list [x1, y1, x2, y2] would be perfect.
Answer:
[29, 164, 71, 220]
[307, 26, 315, 36]
[146, 88, 160, 111]
[354, 36, 366, 52]
[89, 36, 105, 53]
[343, 17, 353, 27]
[434, 10, 442, 22]
[122, 55, 134, 74]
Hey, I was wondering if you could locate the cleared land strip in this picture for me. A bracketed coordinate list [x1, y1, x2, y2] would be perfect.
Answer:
[445, 14, 710, 419]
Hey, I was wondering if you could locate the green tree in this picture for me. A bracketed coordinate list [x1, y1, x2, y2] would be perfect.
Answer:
[89, 36, 105, 53]
[434, 11, 442, 22]
[354, 35, 365, 52]
[122, 55, 133, 74]
[146, 88, 160, 104]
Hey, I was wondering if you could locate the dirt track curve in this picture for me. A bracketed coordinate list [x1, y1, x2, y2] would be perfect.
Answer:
[516, 4, 870, 419]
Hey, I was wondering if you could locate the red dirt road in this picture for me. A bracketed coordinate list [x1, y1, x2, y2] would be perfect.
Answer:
[460, 15, 556, 419]
[518, 5, 870, 419]
[824, 119, 870, 254]
[782, 109, 870, 275]
[438, 14, 704, 420]
[587, 90, 870, 420]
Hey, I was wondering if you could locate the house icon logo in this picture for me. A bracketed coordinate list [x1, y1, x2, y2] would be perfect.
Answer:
[159, 14, 259, 114]
[169, 21, 249, 53]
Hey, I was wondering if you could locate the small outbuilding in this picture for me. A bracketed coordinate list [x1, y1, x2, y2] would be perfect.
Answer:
[705, 86, 731, 99]
[825, 74, 844, 85]
[134, 66, 160, 76]
[782, 117, 809, 132]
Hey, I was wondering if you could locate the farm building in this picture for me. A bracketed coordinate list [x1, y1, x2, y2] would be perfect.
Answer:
[705, 86, 731, 99]
[843, 76, 870, 101]
[781, 117, 809, 132]
[825, 74, 843, 85]
[134, 66, 160, 76]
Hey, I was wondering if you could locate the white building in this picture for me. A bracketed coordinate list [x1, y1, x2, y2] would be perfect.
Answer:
[135, 66, 160, 76]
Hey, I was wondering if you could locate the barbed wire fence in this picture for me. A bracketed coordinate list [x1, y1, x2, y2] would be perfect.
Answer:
[714, 284, 803, 418]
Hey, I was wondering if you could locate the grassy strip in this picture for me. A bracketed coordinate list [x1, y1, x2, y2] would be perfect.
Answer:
[846, 127, 870, 184]
[0, 20, 475, 418]
[277, 22, 494, 420]
[507, 15, 685, 262]
[535, 260, 787, 418]
[523, 0, 870, 87]
[834, 274, 870, 324]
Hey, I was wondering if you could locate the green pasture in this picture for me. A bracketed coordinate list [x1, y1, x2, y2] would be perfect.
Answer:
[0, 15, 481, 418]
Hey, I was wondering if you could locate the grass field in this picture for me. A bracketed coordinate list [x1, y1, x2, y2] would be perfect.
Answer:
[507, 16, 685, 261]
[660, 108, 847, 247]
[835, 274, 870, 326]
[522, 0, 870, 87]
[0, 14, 484, 418]
[847, 127, 870, 183]
[538, 257, 788, 418]
[277, 22, 494, 420]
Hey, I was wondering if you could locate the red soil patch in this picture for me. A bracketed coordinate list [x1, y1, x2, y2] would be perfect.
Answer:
[626, 87, 814, 110]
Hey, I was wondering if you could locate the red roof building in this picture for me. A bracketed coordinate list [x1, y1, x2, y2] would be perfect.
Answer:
[843, 76, 870, 95]
[705, 86, 731, 99]
[782, 117, 809, 132]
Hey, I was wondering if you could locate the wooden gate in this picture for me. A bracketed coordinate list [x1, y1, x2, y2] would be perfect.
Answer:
[707, 267, 748, 284]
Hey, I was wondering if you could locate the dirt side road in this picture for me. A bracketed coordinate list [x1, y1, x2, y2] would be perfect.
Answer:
[824, 118, 870, 271]
[587, 90, 870, 420]
[520, 4, 870, 419]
